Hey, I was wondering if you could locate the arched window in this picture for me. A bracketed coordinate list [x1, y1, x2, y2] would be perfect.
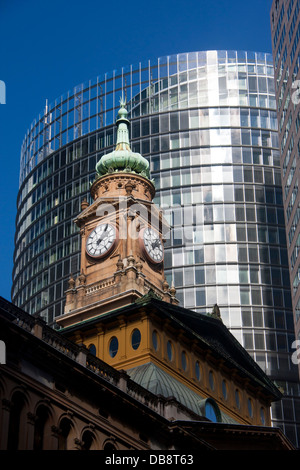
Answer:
[82, 430, 94, 450]
[7, 392, 26, 450]
[205, 401, 218, 422]
[34, 405, 50, 450]
[103, 442, 117, 451]
[88, 344, 96, 355]
[199, 398, 222, 423]
[58, 418, 72, 450]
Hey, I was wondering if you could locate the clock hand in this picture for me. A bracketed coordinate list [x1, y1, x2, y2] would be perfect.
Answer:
[151, 239, 160, 249]
[96, 224, 109, 244]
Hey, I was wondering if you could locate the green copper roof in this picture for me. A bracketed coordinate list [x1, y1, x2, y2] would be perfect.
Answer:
[127, 362, 238, 424]
[95, 99, 151, 179]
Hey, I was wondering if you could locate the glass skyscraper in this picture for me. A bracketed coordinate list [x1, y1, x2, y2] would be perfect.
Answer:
[12, 50, 300, 445]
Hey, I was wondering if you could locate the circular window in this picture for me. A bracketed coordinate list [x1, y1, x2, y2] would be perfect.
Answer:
[235, 389, 240, 409]
[248, 398, 253, 418]
[167, 341, 173, 361]
[209, 371, 214, 390]
[109, 337, 118, 358]
[222, 380, 227, 399]
[195, 361, 201, 381]
[260, 407, 265, 425]
[152, 330, 158, 351]
[131, 329, 141, 350]
[181, 351, 187, 371]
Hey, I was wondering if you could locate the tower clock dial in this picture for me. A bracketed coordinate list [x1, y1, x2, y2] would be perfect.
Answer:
[86, 223, 117, 259]
[140, 227, 164, 264]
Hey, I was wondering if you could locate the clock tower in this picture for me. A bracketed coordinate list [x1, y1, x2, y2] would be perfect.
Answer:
[56, 100, 178, 329]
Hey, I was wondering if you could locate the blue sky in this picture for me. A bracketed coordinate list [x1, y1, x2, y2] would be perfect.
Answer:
[0, 0, 273, 302]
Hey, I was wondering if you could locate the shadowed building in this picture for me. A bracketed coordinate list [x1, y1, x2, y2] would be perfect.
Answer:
[0, 294, 293, 450]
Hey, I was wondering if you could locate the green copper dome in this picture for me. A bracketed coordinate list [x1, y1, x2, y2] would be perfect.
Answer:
[96, 99, 150, 179]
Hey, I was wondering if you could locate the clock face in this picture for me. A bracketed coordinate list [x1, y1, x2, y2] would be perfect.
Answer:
[141, 227, 164, 264]
[86, 223, 117, 259]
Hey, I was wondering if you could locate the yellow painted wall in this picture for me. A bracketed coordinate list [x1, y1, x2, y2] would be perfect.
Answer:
[80, 312, 271, 427]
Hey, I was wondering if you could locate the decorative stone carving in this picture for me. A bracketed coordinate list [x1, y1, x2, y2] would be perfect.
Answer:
[68, 275, 75, 290]
[78, 271, 86, 285]
[116, 256, 124, 271]
[209, 304, 222, 321]
[81, 199, 89, 211]
[162, 278, 169, 292]
[169, 281, 176, 297]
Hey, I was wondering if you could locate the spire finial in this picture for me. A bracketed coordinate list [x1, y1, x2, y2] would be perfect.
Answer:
[115, 96, 130, 148]
[116, 95, 129, 125]
[95, 95, 151, 179]
[119, 95, 126, 108]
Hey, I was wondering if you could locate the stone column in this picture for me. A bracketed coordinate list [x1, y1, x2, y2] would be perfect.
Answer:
[50, 425, 60, 450]
[118, 316, 127, 361]
[0, 399, 11, 449]
[25, 412, 36, 450]
[97, 326, 105, 360]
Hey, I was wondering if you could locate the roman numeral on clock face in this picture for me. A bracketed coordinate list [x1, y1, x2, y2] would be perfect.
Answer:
[86, 224, 117, 258]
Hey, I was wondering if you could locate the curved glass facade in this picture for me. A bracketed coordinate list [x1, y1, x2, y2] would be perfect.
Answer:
[12, 50, 300, 445]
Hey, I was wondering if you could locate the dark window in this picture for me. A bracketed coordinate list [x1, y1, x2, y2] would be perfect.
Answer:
[167, 341, 173, 361]
[237, 226, 246, 241]
[236, 206, 245, 221]
[234, 187, 244, 201]
[181, 351, 187, 371]
[88, 344, 96, 355]
[104, 442, 116, 451]
[141, 119, 149, 136]
[151, 116, 159, 134]
[82, 431, 94, 450]
[34, 406, 50, 450]
[7, 392, 26, 450]
[58, 418, 72, 450]
[170, 114, 179, 131]
[152, 331, 158, 351]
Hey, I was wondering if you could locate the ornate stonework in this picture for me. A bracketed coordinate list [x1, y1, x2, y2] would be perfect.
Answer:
[90, 172, 155, 202]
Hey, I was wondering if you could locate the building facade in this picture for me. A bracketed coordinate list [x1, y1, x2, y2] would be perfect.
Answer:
[0, 294, 294, 451]
[270, 0, 300, 361]
[12, 50, 300, 445]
